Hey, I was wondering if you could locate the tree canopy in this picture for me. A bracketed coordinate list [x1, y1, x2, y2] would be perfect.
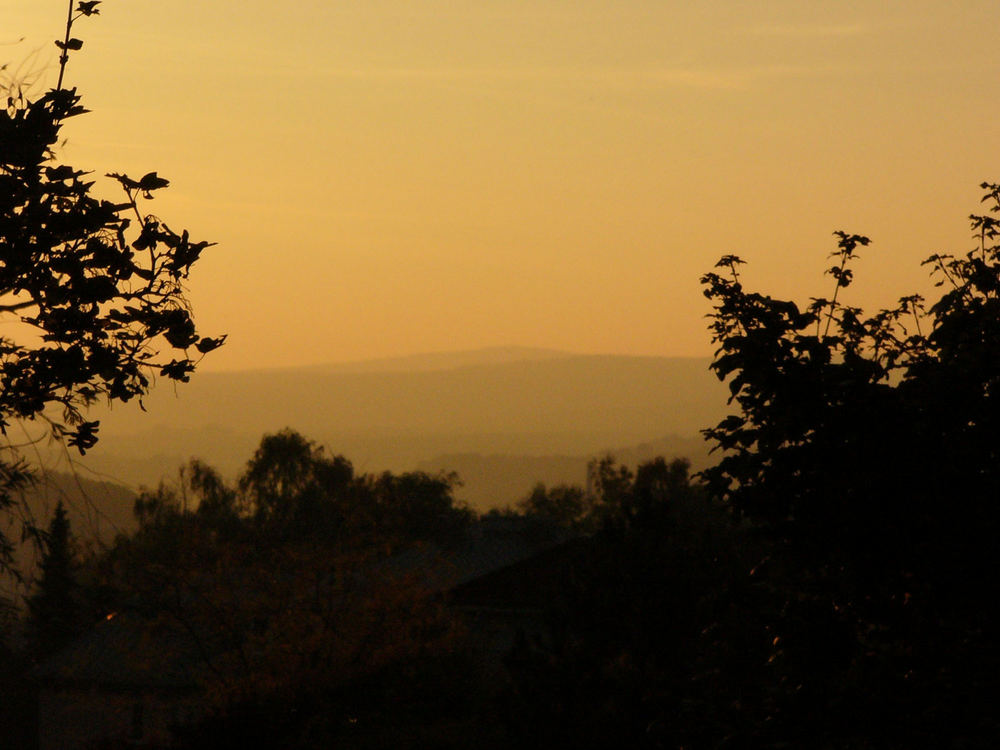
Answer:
[701, 185, 1000, 589]
[80, 429, 476, 745]
[0, 2, 221, 574]
[695, 182, 1000, 746]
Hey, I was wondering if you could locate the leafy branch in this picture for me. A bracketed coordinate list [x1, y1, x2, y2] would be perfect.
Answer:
[0, 3, 221, 574]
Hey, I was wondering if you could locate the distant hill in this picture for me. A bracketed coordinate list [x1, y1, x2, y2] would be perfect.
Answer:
[60, 348, 728, 496]
[293, 346, 574, 374]
[3, 350, 729, 592]
[2, 470, 136, 607]
[17, 469, 137, 542]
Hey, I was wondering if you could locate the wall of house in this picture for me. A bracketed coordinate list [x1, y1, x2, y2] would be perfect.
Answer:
[37, 686, 199, 750]
[457, 606, 547, 686]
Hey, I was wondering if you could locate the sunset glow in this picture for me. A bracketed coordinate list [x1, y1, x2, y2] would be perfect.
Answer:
[3, 0, 999, 370]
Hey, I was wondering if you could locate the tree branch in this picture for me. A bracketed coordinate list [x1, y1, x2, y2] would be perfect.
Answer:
[0, 300, 38, 313]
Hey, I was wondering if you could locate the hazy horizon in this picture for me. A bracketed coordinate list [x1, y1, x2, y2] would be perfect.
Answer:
[19, 350, 727, 510]
[189, 344, 711, 374]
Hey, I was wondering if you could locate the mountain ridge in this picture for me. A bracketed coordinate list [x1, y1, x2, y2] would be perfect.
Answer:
[59, 351, 728, 500]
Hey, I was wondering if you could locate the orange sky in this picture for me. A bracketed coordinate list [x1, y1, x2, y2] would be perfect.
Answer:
[4, 1, 1000, 370]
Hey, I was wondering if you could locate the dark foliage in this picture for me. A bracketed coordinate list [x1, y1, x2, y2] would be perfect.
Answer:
[500, 186, 1000, 750]
[361, 468, 472, 550]
[0, 1, 221, 575]
[516, 482, 591, 533]
[25, 501, 80, 657]
[695, 183, 1000, 747]
[501, 458, 748, 749]
[238, 428, 355, 537]
[80, 430, 476, 740]
[0, 637, 36, 750]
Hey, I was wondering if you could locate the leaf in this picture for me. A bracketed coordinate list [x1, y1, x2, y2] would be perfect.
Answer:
[66, 420, 100, 455]
[45, 165, 77, 181]
[717, 415, 747, 432]
[132, 225, 157, 251]
[195, 335, 227, 354]
[163, 313, 198, 348]
[138, 171, 170, 192]
[77, 1, 101, 15]
[160, 359, 194, 382]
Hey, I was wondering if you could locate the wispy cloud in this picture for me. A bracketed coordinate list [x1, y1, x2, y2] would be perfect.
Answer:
[620, 65, 808, 90]
[736, 23, 873, 38]
[295, 64, 809, 91]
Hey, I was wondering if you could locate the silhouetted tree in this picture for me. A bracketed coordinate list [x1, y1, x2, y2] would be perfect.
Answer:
[26, 501, 79, 656]
[503, 457, 743, 749]
[189, 459, 240, 530]
[697, 182, 1000, 746]
[516, 482, 590, 532]
[0, 2, 222, 575]
[84, 431, 479, 748]
[364, 469, 471, 549]
[239, 429, 354, 537]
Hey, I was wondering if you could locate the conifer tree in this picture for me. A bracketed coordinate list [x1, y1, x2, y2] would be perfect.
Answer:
[26, 501, 78, 656]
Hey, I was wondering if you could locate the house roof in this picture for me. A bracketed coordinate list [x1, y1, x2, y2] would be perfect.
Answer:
[31, 517, 582, 691]
[377, 515, 577, 595]
[31, 611, 207, 691]
[447, 535, 588, 610]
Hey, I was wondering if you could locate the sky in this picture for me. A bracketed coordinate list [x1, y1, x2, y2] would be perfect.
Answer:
[3, 0, 1000, 371]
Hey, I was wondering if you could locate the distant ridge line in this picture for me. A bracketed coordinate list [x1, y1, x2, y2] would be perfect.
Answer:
[306, 346, 572, 374]
[204, 347, 711, 376]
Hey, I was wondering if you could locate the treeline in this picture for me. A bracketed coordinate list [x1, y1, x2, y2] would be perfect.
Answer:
[28, 428, 473, 654]
[10, 427, 732, 749]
